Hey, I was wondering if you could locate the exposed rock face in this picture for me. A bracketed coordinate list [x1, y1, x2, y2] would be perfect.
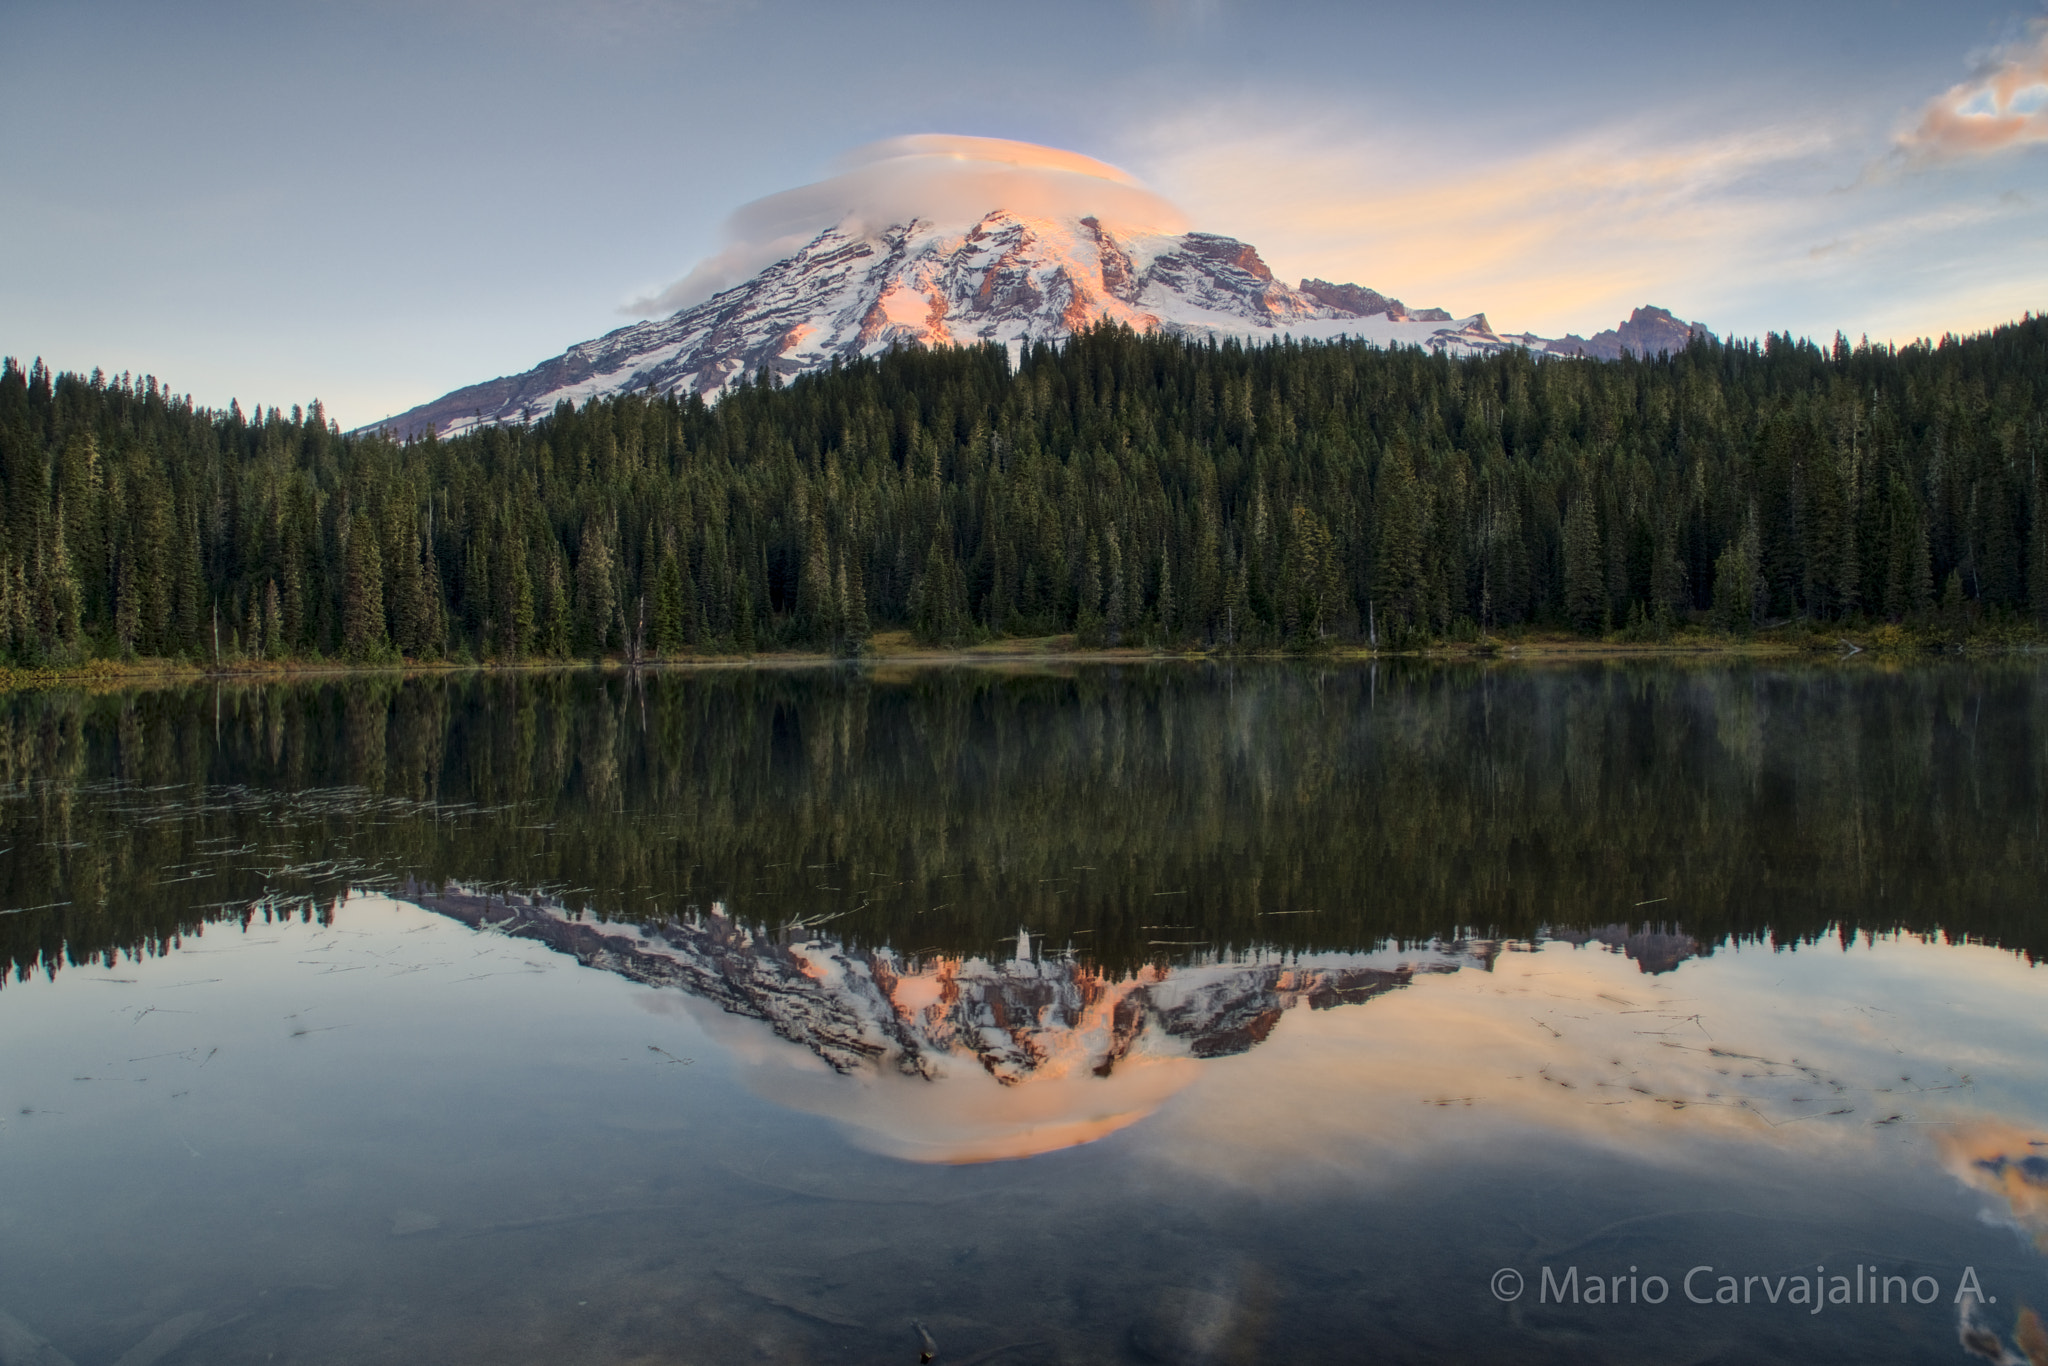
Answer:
[1544, 305, 1716, 361]
[370, 210, 1679, 439]
[405, 881, 1473, 1083]
[1296, 278, 1408, 319]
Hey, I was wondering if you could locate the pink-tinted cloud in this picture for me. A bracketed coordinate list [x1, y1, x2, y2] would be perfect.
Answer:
[1127, 105, 1835, 337]
[627, 135, 1187, 316]
[1896, 22, 2048, 163]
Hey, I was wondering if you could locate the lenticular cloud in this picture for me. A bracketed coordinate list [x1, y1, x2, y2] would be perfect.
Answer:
[627, 135, 1187, 316]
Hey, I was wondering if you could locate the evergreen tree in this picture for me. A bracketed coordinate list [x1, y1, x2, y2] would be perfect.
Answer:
[574, 514, 616, 657]
[653, 544, 685, 654]
[342, 501, 387, 658]
[1561, 493, 1605, 631]
[841, 549, 869, 652]
[1373, 444, 1426, 631]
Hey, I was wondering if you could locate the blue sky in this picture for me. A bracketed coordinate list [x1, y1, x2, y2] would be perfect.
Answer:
[5, 0, 2045, 426]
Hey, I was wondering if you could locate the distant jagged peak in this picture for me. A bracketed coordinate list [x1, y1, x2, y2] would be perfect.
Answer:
[1544, 304, 1716, 360]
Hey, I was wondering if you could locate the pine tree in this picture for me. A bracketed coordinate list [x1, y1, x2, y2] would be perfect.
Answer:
[1561, 493, 1605, 631]
[842, 550, 870, 651]
[1224, 551, 1250, 649]
[734, 575, 757, 654]
[261, 579, 282, 659]
[1910, 512, 1935, 617]
[1076, 532, 1104, 640]
[1373, 445, 1426, 630]
[653, 544, 685, 654]
[1103, 524, 1126, 646]
[46, 510, 82, 651]
[1940, 568, 1968, 642]
[388, 513, 429, 657]
[574, 514, 617, 657]
[114, 550, 140, 655]
[1155, 543, 1175, 641]
[911, 529, 962, 646]
[537, 547, 570, 658]
[1711, 508, 1762, 632]
[342, 503, 387, 658]
[2030, 460, 2048, 627]
[493, 520, 536, 659]
[173, 500, 204, 656]
[797, 514, 833, 645]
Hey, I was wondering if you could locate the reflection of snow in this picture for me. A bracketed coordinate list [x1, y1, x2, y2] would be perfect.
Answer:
[406, 880, 1486, 1160]
[407, 879, 1476, 1085]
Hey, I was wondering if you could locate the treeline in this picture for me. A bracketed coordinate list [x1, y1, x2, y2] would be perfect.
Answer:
[2, 316, 2046, 664]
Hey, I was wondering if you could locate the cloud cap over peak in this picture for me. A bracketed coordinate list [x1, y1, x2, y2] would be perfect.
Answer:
[627, 134, 1188, 317]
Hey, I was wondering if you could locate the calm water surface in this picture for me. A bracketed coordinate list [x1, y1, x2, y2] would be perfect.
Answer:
[1, 662, 2044, 1365]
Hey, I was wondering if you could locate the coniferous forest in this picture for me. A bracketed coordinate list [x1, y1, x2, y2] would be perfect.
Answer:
[2, 316, 2046, 667]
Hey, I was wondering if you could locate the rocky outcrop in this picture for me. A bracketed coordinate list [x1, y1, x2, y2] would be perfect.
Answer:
[1297, 278, 1407, 319]
[1544, 305, 1715, 360]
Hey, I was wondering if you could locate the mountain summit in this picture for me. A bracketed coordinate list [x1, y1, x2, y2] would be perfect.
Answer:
[373, 138, 1712, 438]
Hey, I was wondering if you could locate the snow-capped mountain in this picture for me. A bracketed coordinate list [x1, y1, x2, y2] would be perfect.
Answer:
[372, 210, 1712, 439]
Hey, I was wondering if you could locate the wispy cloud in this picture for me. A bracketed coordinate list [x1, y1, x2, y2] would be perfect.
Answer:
[1125, 103, 1839, 335]
[1894, 21, 2048, 164]
[1805, 198, 2027, 262]
[1124, 90, 2047, 345]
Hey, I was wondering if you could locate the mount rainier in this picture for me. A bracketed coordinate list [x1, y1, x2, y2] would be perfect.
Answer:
[376, 177, 1710, 440]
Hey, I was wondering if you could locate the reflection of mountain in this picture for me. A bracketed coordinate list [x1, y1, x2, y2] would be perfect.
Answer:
[1548, 923, 1706, 975]
[10, 668, 2048, 991]
[407, 882, 1486, 1084]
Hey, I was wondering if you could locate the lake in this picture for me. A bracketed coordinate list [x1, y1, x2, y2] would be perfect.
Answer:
[1, 661, 2044, 1365]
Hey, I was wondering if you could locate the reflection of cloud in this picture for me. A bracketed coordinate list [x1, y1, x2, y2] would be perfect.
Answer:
[1939, 1121, 2048, 1254]
[627, 135, 1188, 316]
[1896, 23, 2048, 165]
[1140, 935, 2048, 1191]
[696, 995, 1206, 1164]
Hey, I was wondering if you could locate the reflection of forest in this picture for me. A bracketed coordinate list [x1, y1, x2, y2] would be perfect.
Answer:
[2, 661, 2043, 987]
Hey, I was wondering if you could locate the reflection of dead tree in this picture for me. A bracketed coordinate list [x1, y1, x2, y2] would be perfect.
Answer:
[626, 592, 647, 670]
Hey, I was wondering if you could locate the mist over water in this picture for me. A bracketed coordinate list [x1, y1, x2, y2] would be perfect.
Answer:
[0, 662, 2044, 1364]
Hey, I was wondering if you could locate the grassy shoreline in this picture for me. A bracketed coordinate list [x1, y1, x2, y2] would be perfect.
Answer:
[1, 624, 2039, 693]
